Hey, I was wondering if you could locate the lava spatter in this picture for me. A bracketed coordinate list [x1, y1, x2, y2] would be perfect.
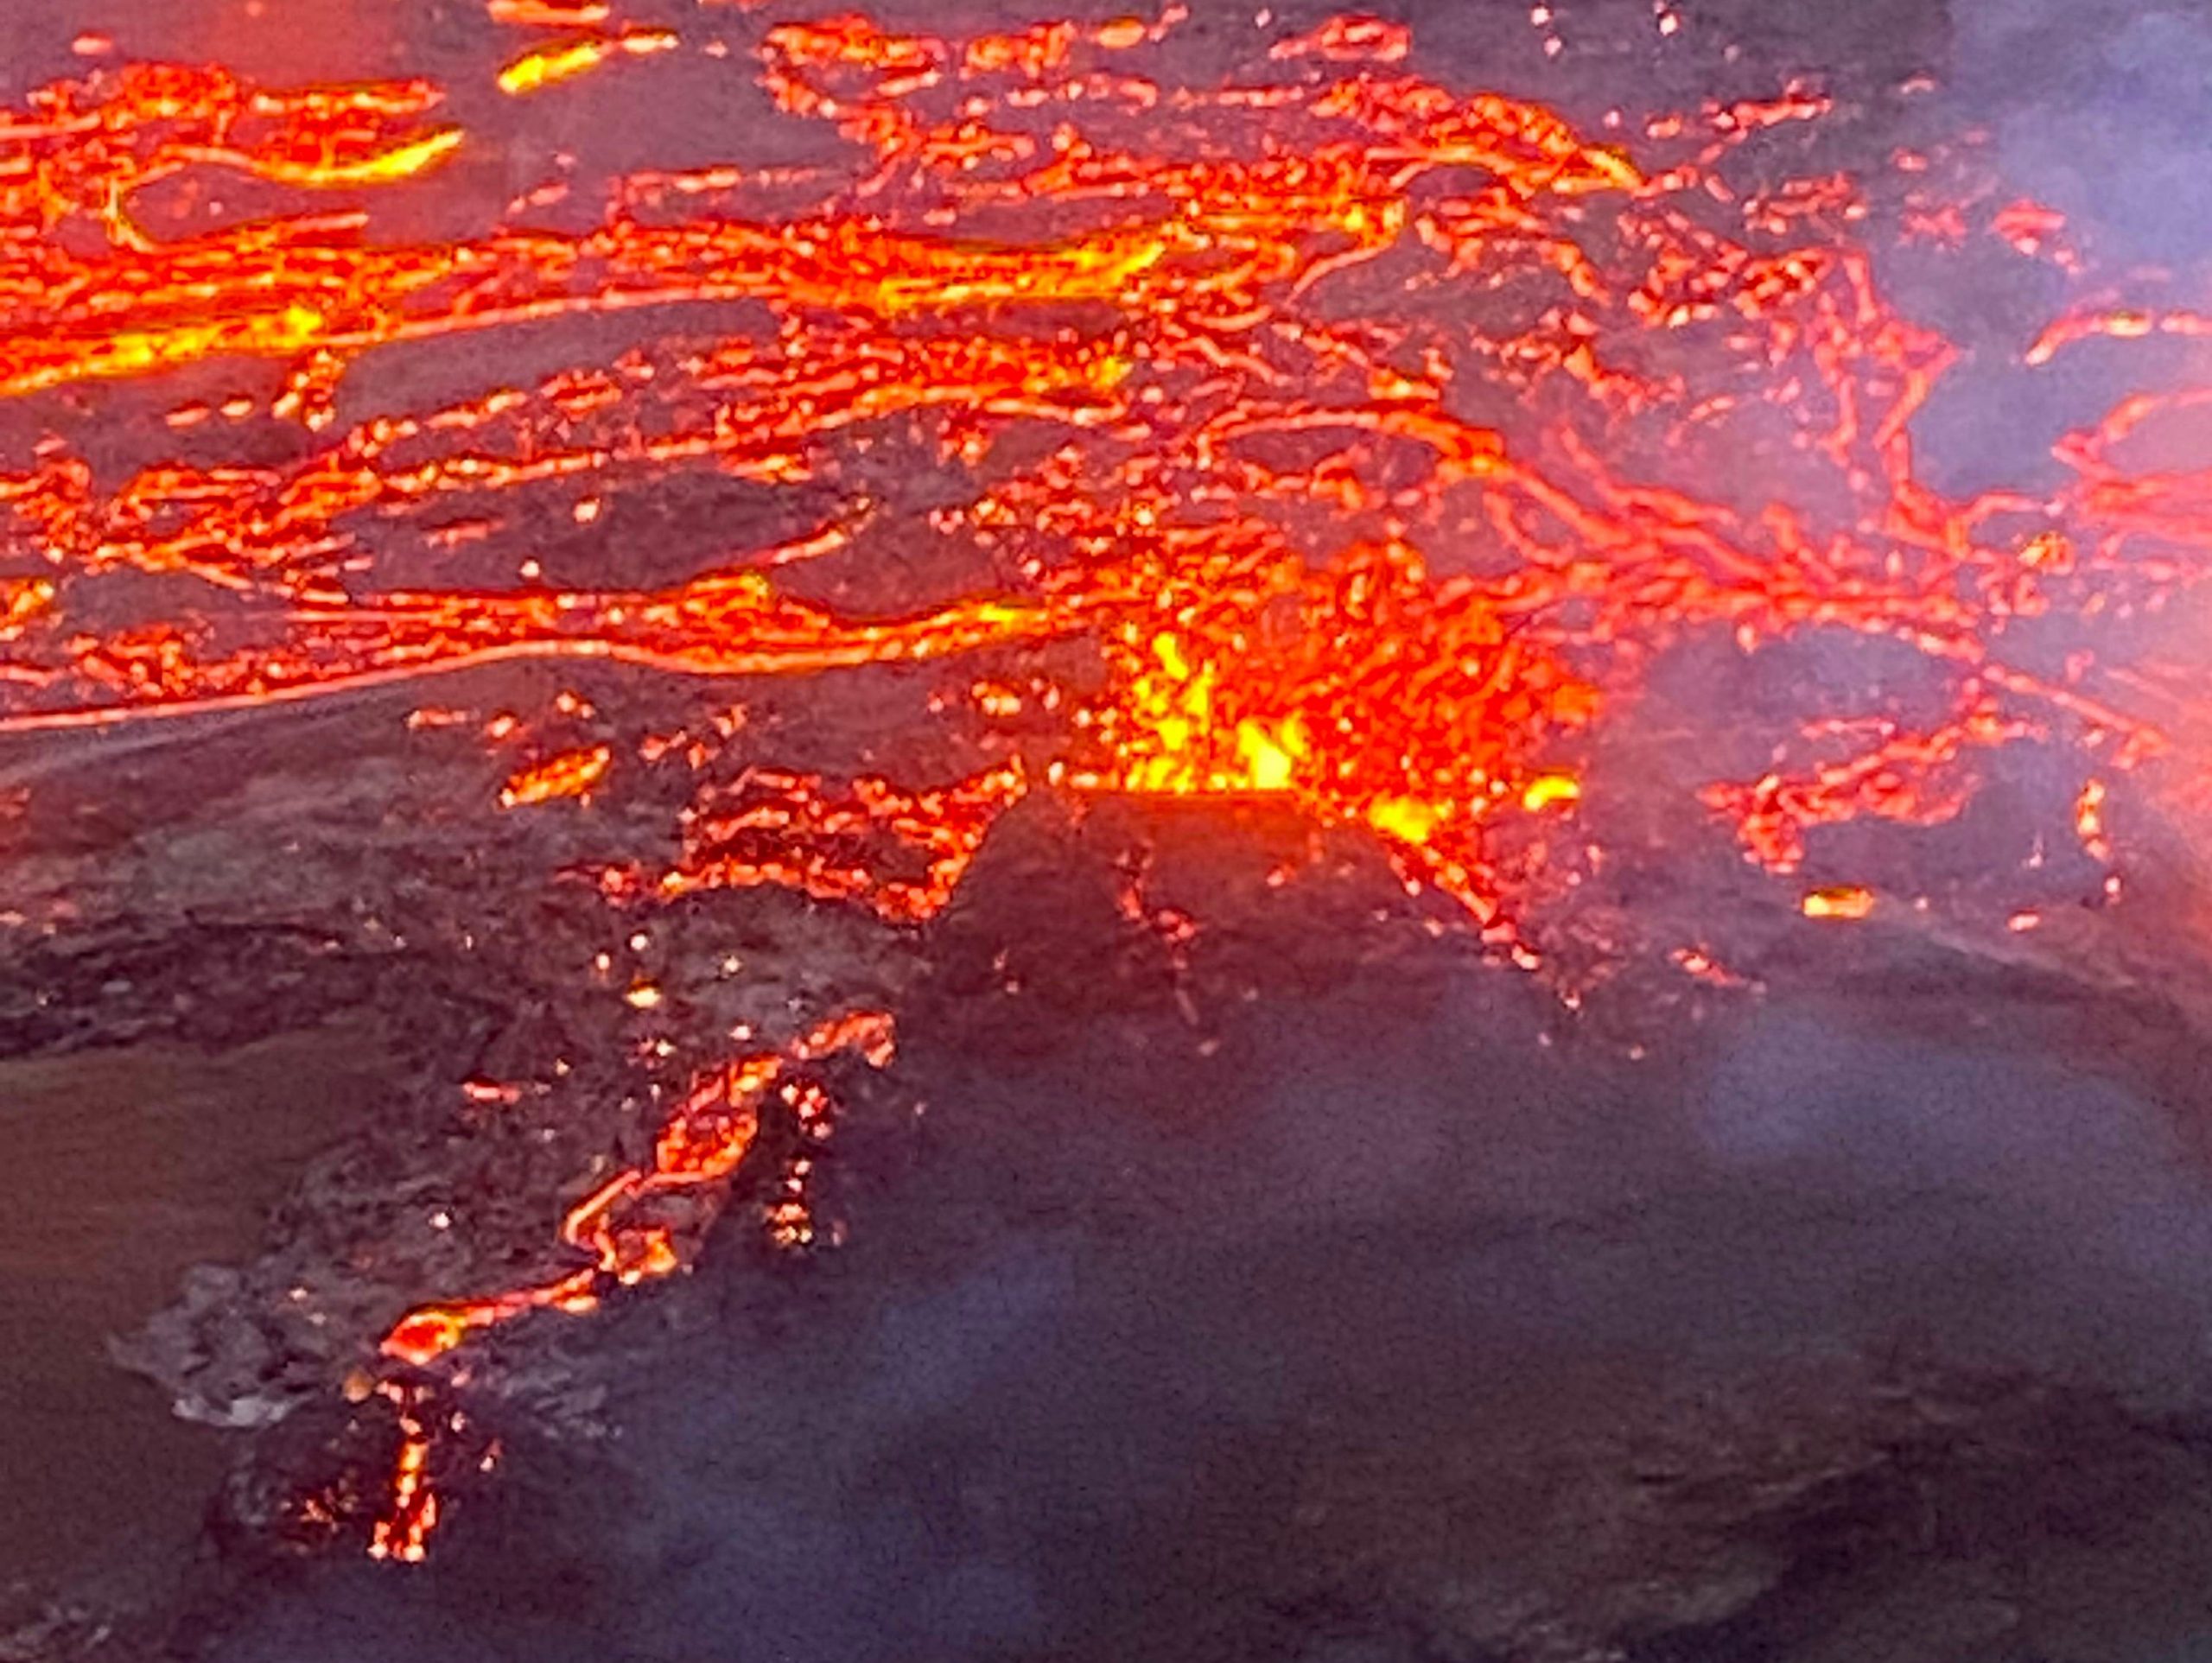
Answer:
[4, 5, 2209, 1565]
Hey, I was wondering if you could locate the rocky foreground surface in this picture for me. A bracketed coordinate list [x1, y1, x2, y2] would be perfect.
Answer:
[3, 653, 2212, 1663]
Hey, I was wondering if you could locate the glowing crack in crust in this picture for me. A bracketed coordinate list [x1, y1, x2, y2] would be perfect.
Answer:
[3, 5, 2208, 1560]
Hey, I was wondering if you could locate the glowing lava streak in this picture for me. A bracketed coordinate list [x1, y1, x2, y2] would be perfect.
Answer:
[365, 1383, 440, 1564]
[383, 1009, 897, 1368]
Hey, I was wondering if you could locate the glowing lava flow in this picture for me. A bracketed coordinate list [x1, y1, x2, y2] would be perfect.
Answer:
[382, 1008, 895, 1369]
[4, 5, 2209, 1560]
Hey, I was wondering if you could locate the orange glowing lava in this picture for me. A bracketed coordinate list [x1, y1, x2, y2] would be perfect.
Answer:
[6, 4, 2209, 1562]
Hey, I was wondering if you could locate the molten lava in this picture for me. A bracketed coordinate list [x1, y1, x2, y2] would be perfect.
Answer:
[4, 3, 2207, 1563]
